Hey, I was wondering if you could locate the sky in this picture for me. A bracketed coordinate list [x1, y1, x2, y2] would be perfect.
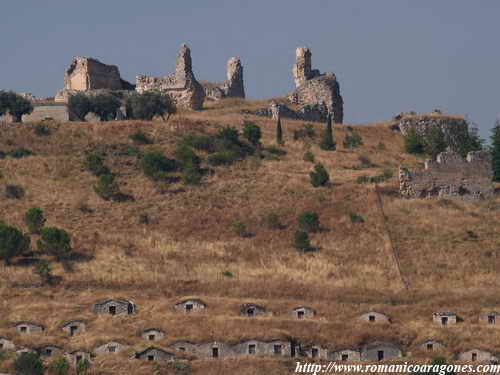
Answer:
[1, 1, 499, 139]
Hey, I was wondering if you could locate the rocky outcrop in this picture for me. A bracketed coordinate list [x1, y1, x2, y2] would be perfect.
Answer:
[399, 149, 493, 200]
[136, 43, 205, 110]
[55, 57, 134, 102]
[288, 47, 343, 123]
[201, 57, 245, 101]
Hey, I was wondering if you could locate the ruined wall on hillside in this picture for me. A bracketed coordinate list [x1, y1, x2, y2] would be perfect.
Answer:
[399, 150, 493, 200]
[201, 57, 245, 101]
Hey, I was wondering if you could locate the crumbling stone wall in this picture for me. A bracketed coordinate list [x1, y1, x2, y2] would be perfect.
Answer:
[288, 47, 344, 123]
[201, 57, 245, 100]
[136, 44, 205, 110]
[399, 150, 493, 200]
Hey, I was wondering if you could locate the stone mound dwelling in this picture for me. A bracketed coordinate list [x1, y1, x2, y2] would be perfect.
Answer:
[37, 345, 62, 357]
[358, 311, 391, 324]
[136, 43, 205, 110]
[479, 311, 500, 325]
[328, 348, 361, 362]
[433, 312, 458, 326]
[94, 341, 128, 355]
[291, 306, 316, 320]
[399, 149, 493, 200]
[0, 337, 15, 351]
[240, 303, 267, 317]
[60, 320, 86, 336]
[174, 298, 207, 312]
[91, 298, 136, 315]
[195, 341, 234, 359]
[141, 328, 165, 341]
[360, 341, 403, 361]
[301, 344, 328, 359]
[232, 339, 292, 357]
[419, 339, 445, 352]
[133, 347, 176, 361]
[168, 340, 197, 354]
[55, 56, 134, 103]
[200, 57, 245, 100]
[288, 47, 344, 123]
[14, 322, 44, 334]
[458, 349, 498, 362]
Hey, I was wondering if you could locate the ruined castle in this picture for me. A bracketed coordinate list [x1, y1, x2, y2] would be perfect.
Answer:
[399, 149, 494, 200]
[200, 57, 245, 100]
[135, 44, 205, 110]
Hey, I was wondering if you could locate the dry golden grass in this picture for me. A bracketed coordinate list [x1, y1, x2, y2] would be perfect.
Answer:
[0, 100, 499, 373]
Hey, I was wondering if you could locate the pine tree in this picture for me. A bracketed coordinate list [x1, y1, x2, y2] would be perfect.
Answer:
[276, 115, 284, 145]
[491, 120, 500, 181]
[319, 113, 336, 151]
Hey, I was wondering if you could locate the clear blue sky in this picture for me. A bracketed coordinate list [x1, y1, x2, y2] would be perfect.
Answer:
[2, 1, 499, 138]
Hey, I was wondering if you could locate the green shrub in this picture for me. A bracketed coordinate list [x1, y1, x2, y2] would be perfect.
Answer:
[83, 152, 109, 176]
[319, 114, 336, 151]
[90, 93, 121, 121]
[216, 126, 240, 145]
[404, 128, 425, 154]
[356, 175, 370, 184]
[182, 166, 202, 185]
[424, 126, 447, 159]
[182, 135, 216, 153]
[298, 211, 320, 233]
[34, 123, 51, 136]
[24, 208, 46, 234]
[230, 220, 247, 237]
[175, 144, 201, 169]
[222, 270, 233, 277]
[309, 163, 330, 187]
[207, 151, 239, 166]
[0, 91, 33, 122]
[242, 120, 262, 147]
[350, 213, 365, 224]
[9, 148, 33, 158]
[33, 260, 53, 285]
[0, 151, 6, 159]
[37, 227, 72, 260]
[141, 152, 178, 180]
[294, 231, 311, 251]
[47, 356, 69, 375]
[129, 130, 152, 145]
[125, 91, 176, 121]
[94, 174, 120, 200]
[76, 358, 90, 375]
[293, 124, 316, 140]
[68, 93, 92, 121]
[13, 352, 44, 375]
[263, 214, 283, 230]
[303, 151, 315, 163]
[5, 184, 25, 199]
[343, 133, 363, 148]
[0, 224, 30, 264]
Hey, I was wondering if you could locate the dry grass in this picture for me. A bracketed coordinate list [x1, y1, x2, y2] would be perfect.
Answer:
[0, 101, 499, 373]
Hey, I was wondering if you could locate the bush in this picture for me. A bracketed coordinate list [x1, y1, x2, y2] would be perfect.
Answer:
[83, 152, 109, 176]
[5, 184, 25, 199]
[343, 133, 363, 148]
[13, 352, 44, 375]
[68, 93, 92, 121]
[90, 93, 121, 121]
[263, 214, 283, 230]
[350, 213, 365, 224]
[9, 148, 32, 159]
[182, 166, 202, 185]
[319, 114, 336, 151]
[129, 130, 152, 145]
[0, 224, 30, 264]
[141, 152, 178, 180]
[298, 211, 320, 233]
[24, 208, 46, 234]
[303, 151, 315, 163]
[125, 91, 176, 121]
[309, 163, 330, 187]
[34, 123, 51, 136]
[47, 356, 69, 375]
[404, 128, 425, 154]
[207, 151, 239, 166]
[76, 358, 90, 375]
[230, 220, 247, 237]
[216, 126, 240, 145]
[182, 135, 216, 153]
[293, 124, 316, 140]
[0, 91, 33, 122]
[424, 126, 447, 159]
[37, 227, 72, 260]
[242, 120, 262, 147]
[294, 231, 311, 251]
[94, 174, 120, 200]
[33, 260, 53, 285]
[175, 144, 201, 170]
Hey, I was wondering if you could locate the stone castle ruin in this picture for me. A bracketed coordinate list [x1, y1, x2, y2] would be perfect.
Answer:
[399, 149, 493, 200]
[55, 57, 134, 102]
[200, 57, 245, 100]
[288, 47, 344, 123]
[136, 43, 205, 110]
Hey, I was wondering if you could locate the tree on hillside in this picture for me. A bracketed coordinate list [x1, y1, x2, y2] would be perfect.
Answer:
[90, 93, 121, 121]
[404, 128, 425, 155]
[424, 126, 447, 159]
[24, 207, 46, 234]
[309, 163, 330, 187]
[37, 227, 72, 261]
[125, 91, 176, 121]
[242, 120, 262, 147]
[14, 352, 44, 375]
[0, 91, 33, 122]
[0, 223, 30, 264]
[276, 115, 284, 145]
[491, 120, 500, 181]
[319, 112, 336, 151]
[68, 93, 92, 121]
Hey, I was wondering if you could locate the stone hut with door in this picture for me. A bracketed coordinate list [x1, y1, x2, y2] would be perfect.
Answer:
[195, 341, 234, 359]
[0, 337, 15, 351]
[291, 306, 316, 320]
[479, 311, 500, 325]
[358, 311, 391, 324]
[94, 341, 128, 355]
[328, 348, 361, 362]
[433, 312, 458, 326]
[141, 328, 165, 342]
[38, 345, 62, 357]
[240, 303, 267, 317]
[174, 298, 207, 313]
[168, 341, 197, 355]
[361, 342, 403, 361]
[14, 322, 45, 334]
[134, 347, 176, 361]
[301, 344, 328, 359]
[65, 350, 93, 366]
[60, 320, 86, 336]
[419, 339, 446, 352]
[233, 339, 291, 357]
[458, 349, 498, 362]
[91, 298, 136, 316]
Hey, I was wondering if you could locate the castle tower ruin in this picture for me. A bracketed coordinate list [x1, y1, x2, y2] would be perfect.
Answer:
[200, 57, 246, 101]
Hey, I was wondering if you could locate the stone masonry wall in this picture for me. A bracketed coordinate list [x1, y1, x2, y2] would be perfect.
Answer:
[136, 44, 205, 110]
[399, 150, 493, 200]
[201, 57, 245, 100]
